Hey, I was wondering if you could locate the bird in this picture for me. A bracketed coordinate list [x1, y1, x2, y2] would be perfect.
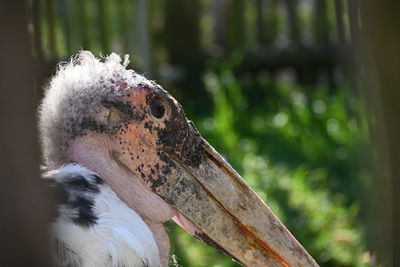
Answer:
[38, 51, 318, 267]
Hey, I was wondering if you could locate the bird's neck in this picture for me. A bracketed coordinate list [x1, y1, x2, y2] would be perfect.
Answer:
[63, 135, 177, 266]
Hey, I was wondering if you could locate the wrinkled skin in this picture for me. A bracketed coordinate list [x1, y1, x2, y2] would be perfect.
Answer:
[64, 80, 318, 267]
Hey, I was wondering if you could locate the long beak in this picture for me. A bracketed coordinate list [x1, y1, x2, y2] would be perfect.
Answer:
[153, 139, 318, 267]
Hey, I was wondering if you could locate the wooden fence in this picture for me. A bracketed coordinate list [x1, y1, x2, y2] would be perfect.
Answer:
[28, 0, 360, 96]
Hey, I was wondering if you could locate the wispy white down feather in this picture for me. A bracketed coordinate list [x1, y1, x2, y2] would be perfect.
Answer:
[38, 51, 154, 167]
[46, 164, 161, 267]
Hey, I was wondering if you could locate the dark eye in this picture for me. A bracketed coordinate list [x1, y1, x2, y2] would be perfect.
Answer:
[150, 99, 165, 119]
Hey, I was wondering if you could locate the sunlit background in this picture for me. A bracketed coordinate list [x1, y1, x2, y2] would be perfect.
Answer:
[27, 0, 377, 266]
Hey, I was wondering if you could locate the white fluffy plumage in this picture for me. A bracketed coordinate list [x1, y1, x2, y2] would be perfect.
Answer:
[44, 164, 161, 267]
[38, 51, 154, 167]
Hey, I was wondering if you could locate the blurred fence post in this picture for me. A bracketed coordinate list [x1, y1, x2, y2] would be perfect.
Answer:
[314, 0, 329, 45]
[117, 0, 130, 54]
[0, 1, 53, 266]
[334, 0, 345, 45]
[76, 0, 90, 49]
[284, 0, 300, 45]
[228, 0, 245, 49]
[164, 0, 207, 113]
[32, 0, 44, 60]
[59, 0, 72, 55]
[360, 1, 400, 266]
[265, 0, 278, 46]
[256, 0, 264, 45]
[45, 0, 56, 57]
[97, 0, 110, 54]
[214, 0, 228, 49]
[135, 0, 152, 74]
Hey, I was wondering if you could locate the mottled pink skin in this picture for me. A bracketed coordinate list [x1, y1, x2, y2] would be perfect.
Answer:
[63, 83, 201, 267]
[43, 55, 318, 266]
[67, 134, 176, 266]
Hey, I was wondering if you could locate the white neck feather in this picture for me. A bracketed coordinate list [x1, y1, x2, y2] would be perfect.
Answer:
[65, 135, 177, 266]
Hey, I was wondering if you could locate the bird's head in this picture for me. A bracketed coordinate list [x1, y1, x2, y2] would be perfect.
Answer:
[39, 51, 317, 266]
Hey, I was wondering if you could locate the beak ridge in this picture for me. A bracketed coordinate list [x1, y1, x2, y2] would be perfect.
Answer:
[154, 139, 318, 266]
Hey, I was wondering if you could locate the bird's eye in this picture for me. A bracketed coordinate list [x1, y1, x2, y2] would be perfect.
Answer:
[150, 99, 166, 119]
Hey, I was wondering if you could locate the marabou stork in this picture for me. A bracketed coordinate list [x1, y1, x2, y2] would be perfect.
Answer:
[39, 51, 318, 267]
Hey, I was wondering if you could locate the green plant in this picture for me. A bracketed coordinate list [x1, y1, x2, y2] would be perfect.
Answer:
[168, 69, 371, 267]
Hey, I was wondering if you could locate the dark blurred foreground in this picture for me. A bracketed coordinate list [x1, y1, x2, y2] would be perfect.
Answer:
[1, 0, 400, 266]
[0, 2, 52, 267]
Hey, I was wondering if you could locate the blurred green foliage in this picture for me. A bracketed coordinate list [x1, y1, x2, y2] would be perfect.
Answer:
[166, 58, 371, 267]
[31, 0, 372, 265]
